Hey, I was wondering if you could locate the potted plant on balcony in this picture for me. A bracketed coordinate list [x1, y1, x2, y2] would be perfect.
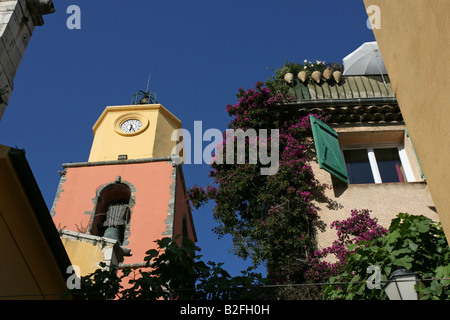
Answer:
[329, 62, 343, 84]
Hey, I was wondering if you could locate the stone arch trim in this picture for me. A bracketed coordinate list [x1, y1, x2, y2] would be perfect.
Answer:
[85, 176, 136, 247]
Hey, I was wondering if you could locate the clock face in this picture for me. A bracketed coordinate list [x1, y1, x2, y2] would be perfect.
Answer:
[120, 119, 142, 134]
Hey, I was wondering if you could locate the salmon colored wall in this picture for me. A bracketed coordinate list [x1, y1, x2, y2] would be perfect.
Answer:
[52, 160, 188, 270]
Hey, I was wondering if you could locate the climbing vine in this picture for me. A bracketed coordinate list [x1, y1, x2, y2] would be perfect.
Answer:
[187, 75, 332, 283]
[305, 209, 389, 282]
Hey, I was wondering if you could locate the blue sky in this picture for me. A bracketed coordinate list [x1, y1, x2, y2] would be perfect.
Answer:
[0, 0, 375, 276]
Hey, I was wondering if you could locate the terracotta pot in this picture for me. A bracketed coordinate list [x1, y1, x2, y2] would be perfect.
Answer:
[297, 70, 308, 83]
[333, 70, 342, 84]
[284, 72, 294, 84]
[323, 68, 332, 81]
[311, 71, 322, 84]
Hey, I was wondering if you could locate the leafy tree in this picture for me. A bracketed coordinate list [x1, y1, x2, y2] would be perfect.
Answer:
[324, 213, 450, 300]
[69, 236, 267, 300]
[67, 262, 122, 300]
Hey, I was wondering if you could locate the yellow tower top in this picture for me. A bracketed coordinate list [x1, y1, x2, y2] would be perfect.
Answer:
[88, 104, 182, 162]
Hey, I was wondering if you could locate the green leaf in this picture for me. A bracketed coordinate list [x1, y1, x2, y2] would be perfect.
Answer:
[384, 266, 392, 278]
[350, 274, 361, 284]
[392, 257, 413, 269]
[406, 239, 418, 252]
[122, 267, 132, 277]
[416, 220, 431, 233]
[391, 248, 411, 257]
[384, 229, 400, 244]
[430, 280, 443, 296]
[145, 249, 159, 257]
[346, 292, 355, 300]
[158, 237, 172, 248]
[435, 265, 450, 287]
[357, 283, 366, 295]
[383, 242, 393, 251]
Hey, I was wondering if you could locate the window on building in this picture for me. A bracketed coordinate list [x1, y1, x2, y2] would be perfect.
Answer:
[310, 115, 422, 185]
[343, 149, 374, 184]
[343, 146, 413, 184]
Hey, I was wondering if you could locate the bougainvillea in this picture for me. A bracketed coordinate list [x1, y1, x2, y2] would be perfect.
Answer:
[186, 61, 383, 286]
[305, 209, 388, 282]
[187, 80, 331, 283]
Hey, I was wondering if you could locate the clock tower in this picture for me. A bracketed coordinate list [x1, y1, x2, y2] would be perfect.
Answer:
[51, 92, 196, 276]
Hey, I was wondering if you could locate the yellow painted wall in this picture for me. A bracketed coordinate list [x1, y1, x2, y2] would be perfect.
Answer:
[363, 0, 450, 240]
[0, 145, 69, 299]
[60, 233, 111, 277]
[88, 104, 182, 162]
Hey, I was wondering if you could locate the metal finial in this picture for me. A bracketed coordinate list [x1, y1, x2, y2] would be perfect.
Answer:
[131, 73, 158, 105]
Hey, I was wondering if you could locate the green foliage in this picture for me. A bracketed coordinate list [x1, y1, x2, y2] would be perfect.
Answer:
[70, 236, 266, 300]
[324, 213, 450, 300]
[265, 60, 343, 99]
[68, 262, 123, 300]
[265, 61, 305, 100]
[195, 261, 268, 300]
[120, 237, 199, 300]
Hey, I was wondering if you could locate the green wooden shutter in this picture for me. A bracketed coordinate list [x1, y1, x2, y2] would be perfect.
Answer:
[309, 115, 348, 183]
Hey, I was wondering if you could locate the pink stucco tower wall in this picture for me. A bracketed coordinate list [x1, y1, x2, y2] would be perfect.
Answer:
[51, 159, 196, 267]
[50, 103, 196, 275]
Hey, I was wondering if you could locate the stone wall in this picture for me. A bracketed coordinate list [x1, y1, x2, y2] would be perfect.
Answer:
[0, 0, 54, 120]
